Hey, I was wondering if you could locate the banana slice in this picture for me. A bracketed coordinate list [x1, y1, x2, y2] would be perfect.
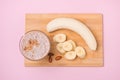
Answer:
[62, 41, 73, 51]
[67, 40, 76, 50]
[56, 43, 66, 54]
[75, 46, 86, 58]
[53, 34, 66, 43]
[47, 18, 97, 50]
[64, 51, 76, 60]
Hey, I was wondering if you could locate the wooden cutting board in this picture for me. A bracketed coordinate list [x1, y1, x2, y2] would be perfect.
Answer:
[25, 14, 103, 67]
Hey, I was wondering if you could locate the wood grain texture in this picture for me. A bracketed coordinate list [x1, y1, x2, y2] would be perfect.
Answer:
[25, 14, 103, 67]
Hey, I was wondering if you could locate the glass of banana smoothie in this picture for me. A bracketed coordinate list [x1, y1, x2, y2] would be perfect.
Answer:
[19, 30, 50, 61]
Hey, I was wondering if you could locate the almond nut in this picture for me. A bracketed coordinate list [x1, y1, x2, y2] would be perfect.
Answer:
[55, 56, 62, 61]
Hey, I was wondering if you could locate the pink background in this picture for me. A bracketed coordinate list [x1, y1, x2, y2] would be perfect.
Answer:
[0, 0, 120, 80]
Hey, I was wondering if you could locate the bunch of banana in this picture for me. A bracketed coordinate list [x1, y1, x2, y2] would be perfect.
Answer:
[53, 33, 86, 60]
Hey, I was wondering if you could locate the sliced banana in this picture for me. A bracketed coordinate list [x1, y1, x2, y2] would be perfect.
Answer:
[75, 46, 86, 58]
[56, 43, 66, 54]
[64, 51, 77, 60]
[67, 40, 76, 50]
[62, 41, 73, 51]
[53, 34, 66, 43]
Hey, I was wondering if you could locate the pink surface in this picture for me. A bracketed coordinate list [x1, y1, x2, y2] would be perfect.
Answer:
[0, 0, 120, 80]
